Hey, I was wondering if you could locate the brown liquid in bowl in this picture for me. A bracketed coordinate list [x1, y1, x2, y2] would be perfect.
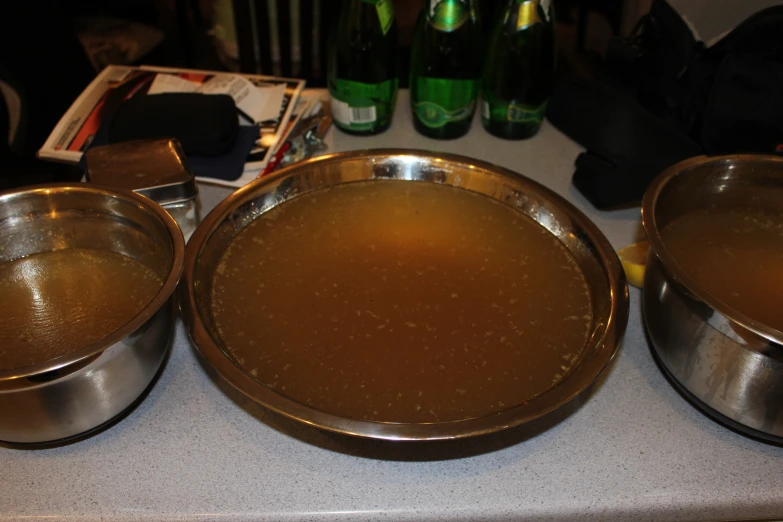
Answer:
[661, 206, 783, 333]
[212, 180, 592, 422]
[0, 248, 163, 370]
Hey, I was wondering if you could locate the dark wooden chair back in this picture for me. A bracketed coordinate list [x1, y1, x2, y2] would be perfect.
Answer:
[232, 0, 333, 86]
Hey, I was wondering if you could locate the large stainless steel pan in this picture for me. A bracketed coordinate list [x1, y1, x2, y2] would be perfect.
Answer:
[0, 184, 184, 444]
[642, 154, 783, 442]
[180, 150, 629, 440]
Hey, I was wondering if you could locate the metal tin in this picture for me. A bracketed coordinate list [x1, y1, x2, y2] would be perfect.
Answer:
[179, 149, 629, 441]
[85, 138, 201, 240]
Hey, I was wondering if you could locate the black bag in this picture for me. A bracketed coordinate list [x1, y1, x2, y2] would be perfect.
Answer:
[548, 1, 783, 209]
[109, 93, 239, 157]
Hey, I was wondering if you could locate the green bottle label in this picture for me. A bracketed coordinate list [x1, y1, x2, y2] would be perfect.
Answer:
[411, 77, 479, 128]
[362, 0, 395, 35]
[427, 0, 470, 32]
[482, 99, 548, 124]
[329, 78, 398, 131]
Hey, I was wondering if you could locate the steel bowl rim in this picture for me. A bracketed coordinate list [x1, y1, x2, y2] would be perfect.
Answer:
[0, 182, 185, 382]
[180, 148, 629, 440]
[641, 153, 783, 346]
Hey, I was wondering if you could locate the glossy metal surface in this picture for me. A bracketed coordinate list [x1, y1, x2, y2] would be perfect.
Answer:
[642, 154, 783, 441]
[0, 184, 185, 443]
[180, 150, 628, 441]
[85, 138, 198, 205]
[85, 138, 201, 241]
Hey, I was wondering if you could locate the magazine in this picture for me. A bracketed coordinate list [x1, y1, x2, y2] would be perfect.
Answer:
[38, 64, 305, 187]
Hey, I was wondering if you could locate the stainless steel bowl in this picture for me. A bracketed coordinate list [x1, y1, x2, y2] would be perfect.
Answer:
[0, 184, 185, 444]
[180, 150, 629, 441]
[642, 154, 783, 442]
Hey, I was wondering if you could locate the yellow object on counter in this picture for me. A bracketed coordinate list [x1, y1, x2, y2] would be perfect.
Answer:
[617, 241, 650, 288]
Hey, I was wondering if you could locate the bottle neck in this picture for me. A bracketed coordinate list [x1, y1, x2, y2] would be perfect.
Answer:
[425, 0, 476, 32]
[505, 0, 552, 31]
[340, 0, 396, 34]
[342, 0, 373, 24]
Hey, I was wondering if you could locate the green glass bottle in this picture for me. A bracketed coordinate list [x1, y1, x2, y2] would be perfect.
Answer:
[328, 0, 399, 135]
[409, 0, 482, 140]
[481, 0, 555, 139]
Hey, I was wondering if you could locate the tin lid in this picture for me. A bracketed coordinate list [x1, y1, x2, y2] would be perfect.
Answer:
[85, 138, 198, 205]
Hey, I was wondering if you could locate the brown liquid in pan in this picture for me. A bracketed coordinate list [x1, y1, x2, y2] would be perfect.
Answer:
[661, 206, 783, 333]
[0, 248, 163, 370]
[212, 180, 592, 422]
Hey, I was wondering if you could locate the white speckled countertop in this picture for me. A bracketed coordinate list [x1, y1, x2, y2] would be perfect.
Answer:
[2, 91, 782, 521]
